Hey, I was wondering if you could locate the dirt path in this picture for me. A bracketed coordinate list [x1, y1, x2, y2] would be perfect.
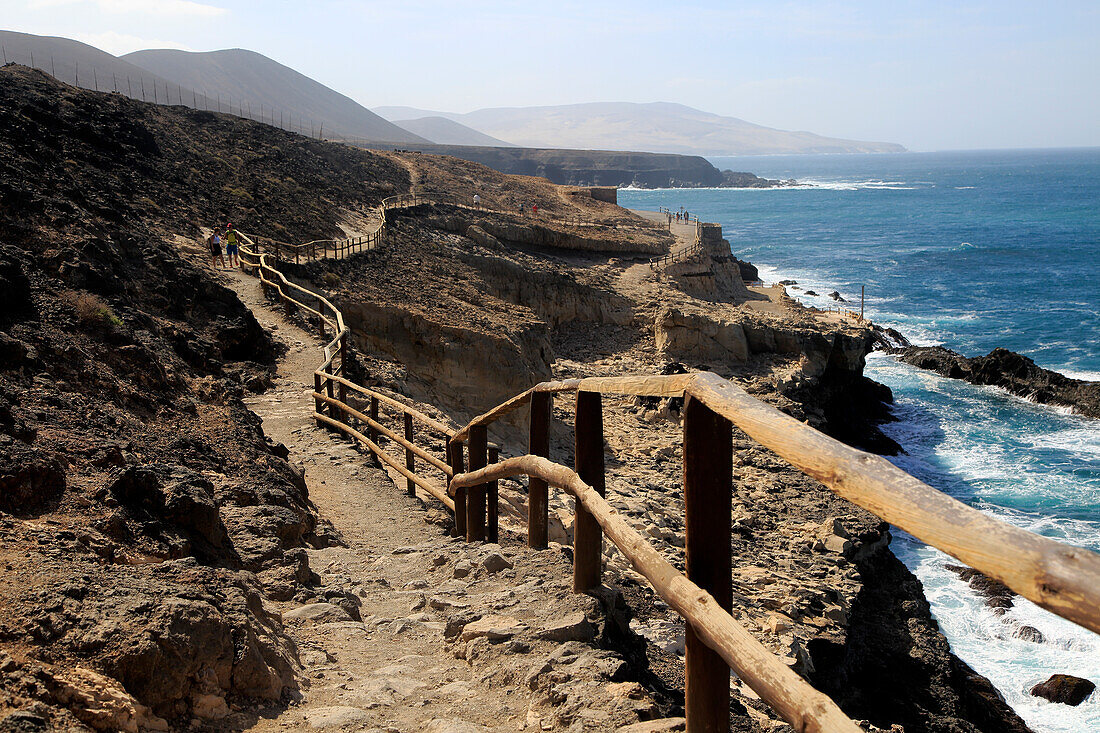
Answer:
[218, 268, 673, 732]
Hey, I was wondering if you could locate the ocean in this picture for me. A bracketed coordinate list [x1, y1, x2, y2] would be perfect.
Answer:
[619, 148, 1100, 733]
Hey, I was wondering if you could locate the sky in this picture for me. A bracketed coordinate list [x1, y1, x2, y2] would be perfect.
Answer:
[2, 0, 1098, 151]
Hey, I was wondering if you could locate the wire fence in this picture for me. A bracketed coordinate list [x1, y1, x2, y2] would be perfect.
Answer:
[2, 45, 332, 141]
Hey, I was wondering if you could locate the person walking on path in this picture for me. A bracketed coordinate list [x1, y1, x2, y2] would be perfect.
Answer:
[225, 224, 240, 268]
[473, 192, 481, 210]
[207, 230, 226, 269]
[532, 203, 538, 216]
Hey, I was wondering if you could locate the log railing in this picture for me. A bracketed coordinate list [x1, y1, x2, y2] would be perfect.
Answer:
[651, 220, 703, 270]
[237, 231, 1100, 733]
[242, 192, 663, 265]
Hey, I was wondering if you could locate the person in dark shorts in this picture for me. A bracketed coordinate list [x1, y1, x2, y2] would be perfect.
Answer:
[225, 224, 240, 267]
[208, 231, 225, 268]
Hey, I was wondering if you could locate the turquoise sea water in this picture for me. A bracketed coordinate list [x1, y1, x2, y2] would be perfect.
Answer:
[619, 148, 1100, 733]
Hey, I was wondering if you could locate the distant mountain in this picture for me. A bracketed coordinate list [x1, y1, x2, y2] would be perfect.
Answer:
[0, 30, 215, 107]
[377, 102, 905, 155]
[374, 106, 450, 121]
[123, 48, 426, 144]
[392, 116, 515, 147]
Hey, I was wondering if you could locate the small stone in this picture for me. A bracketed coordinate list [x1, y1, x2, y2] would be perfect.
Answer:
[615, 718, 686, 732]
[1014, 625, 1044, 643]
[283, 603, 353, 623]
[481, 552, 513, 574]
[1030, 674, 1096, 706]
[766, 614, 792, 634]
[404, 579, 429, 590]
[822, 534, 852, 555]
[453, 560, 474, 579]
[538, 612, 594, 642]
[459, 615, 526, 643]
[302, 706, 372, 728]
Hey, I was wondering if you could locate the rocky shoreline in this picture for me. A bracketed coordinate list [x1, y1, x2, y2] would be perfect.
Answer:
[895, 344, 1100, 417]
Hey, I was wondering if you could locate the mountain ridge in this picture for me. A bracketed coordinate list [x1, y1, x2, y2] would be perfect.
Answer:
[374, 101, 906, 156]
[122, 47, 426, 144]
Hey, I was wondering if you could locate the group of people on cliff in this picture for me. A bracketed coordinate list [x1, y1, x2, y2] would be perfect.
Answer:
[207, 224, 241, 269]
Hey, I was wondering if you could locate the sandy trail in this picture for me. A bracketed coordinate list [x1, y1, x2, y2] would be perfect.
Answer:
[219, 267, 662, 732]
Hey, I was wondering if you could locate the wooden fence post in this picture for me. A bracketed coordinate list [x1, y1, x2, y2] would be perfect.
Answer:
[403, 412, 415, 497]
[467, 425, 488, 541]
[317, 299, 326, 338]
[487, 444, 499, 544]
[574, 391, 604, 592]
[448, 441, 466, 538]
[337, 335, 349, 417]
[369, 397, 379, 444]
[313, 373, 324, 427]
[324, 373, 336, 431]
[683, 395, 733, 733]
[528, 391, 551, 549]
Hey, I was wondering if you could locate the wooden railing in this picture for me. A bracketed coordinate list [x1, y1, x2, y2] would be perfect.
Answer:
[237, 228, 1100, 733]
[651, 220, 703, 269]
[241, 192, 657, 265]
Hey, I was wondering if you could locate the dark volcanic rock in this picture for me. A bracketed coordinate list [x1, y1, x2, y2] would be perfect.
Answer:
[898, 345, 1100, 417]
[0, 66, 380, 726]
[719, 170, 787, 188]
[810, 549, 1032, 732]
[1030, 674, 1095, 706]
[945, 564, 1016, 610]
[108, 464, 237, 566]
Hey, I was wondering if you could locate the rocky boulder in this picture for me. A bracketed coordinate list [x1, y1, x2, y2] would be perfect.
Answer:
[1030, 674, 1095, 706]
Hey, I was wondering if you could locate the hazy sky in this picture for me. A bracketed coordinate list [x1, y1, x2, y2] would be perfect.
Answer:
[2, 1, 1097, 151]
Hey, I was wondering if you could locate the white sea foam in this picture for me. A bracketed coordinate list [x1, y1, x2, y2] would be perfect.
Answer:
[1061, 369, 1100, 382]
[894, 536, 1100, 733]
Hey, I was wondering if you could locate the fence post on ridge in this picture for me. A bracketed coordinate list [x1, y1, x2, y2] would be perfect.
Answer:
[683, 395, 733, 733]
[487, 444, 500, 543]
[528, 391, 551, 549]
[313, 373, 324, 428]
[467, 425, 488, 542]
[573, 391, 605, 592]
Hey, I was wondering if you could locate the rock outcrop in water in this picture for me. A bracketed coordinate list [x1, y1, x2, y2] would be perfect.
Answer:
[1030, 674, 1096, 706]
[897, 345, 1100, 417]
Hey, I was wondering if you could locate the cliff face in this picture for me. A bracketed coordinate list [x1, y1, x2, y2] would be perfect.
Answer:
[366, 142, 731, 188]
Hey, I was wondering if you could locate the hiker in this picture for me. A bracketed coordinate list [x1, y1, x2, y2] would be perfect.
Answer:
[519, 202, 525, 215]
[532, 203, 538, 216]
[473, 192, 481, 209]
[225, 224, 240, 267]
[207, 230, 225, 268]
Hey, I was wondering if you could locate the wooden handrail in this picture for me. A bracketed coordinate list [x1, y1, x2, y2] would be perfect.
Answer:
[313, 412, 454, 510]
[449, 455, 861, 733]
[321, 372, 454, 437]
[447, 371, 1100, 637]
[314, 391, 452, 476]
